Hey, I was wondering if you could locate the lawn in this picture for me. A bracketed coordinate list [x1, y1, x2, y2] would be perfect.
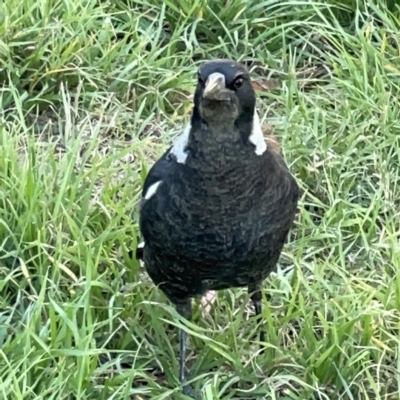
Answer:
[1, 0, 400, 399]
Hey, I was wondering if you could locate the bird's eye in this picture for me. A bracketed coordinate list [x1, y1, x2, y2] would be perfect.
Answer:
[233, 77, 244, 90]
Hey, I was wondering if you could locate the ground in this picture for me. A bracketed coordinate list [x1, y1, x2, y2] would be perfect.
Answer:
[1, 1, 400, 399]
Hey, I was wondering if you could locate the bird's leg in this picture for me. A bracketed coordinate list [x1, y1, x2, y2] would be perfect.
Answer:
[249, 284, 265, 344]
[176, 300, 193, 391]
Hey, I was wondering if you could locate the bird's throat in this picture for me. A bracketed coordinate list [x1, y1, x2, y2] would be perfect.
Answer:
[184, 126, 259, 190]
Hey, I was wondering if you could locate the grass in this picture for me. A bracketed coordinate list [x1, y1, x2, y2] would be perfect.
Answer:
[1, 0, 400, 398]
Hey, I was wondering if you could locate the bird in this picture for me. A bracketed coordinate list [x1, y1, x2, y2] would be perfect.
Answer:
[137, 59, 299, 395]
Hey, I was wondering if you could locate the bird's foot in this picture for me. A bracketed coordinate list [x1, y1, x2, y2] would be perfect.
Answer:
[182, 383, 201, 399]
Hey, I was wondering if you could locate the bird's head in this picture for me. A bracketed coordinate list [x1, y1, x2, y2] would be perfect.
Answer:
[194, 59, 256, 126]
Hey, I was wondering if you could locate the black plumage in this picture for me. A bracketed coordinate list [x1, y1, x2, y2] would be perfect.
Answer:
[137, 59, 299, 394]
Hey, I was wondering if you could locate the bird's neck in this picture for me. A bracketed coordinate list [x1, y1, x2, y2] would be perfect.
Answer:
[189, 110, 253, 157]
[186, 127, 257, 177]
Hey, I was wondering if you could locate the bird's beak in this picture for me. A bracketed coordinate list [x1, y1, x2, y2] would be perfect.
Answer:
[203, 72, 229, 101]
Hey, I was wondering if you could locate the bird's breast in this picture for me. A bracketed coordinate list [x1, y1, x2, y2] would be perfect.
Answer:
[150, 181, 271, 260]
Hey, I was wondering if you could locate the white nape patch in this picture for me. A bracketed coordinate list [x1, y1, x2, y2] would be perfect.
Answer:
[137, 241, 145, 249]
[144, 181, 162, 200]
[249, 110, 267, 156]
[170, 122, 191, 164]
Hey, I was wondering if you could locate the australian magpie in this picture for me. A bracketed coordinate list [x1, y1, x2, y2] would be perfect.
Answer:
[137, 59, 299, 395]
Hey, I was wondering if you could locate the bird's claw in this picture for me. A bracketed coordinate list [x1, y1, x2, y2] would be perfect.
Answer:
[182, 383, 201, 399]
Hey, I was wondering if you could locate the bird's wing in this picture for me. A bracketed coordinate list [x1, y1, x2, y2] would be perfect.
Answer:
[134, 148, 173, 260]
[141, 148, 172, 198]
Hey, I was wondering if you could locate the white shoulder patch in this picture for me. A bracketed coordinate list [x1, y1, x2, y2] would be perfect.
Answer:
[169, 122, 191, 164]
[249, 110, 267, 156]
[144, 181, 162, 200]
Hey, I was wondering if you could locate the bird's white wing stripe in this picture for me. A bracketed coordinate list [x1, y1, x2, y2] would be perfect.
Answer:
[144, 181, 163, 200]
